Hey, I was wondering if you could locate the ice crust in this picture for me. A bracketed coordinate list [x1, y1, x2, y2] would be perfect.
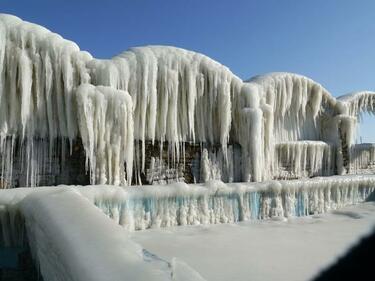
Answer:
[84, 176, 375, 231]
[1, 176, 374, 245]
[1, 187, 206, 281]
[0, 14, 374, 187]
[0, 176, 374, 280]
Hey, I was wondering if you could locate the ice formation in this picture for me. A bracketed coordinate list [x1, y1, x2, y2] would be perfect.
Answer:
[0, 14, 374, 187]
[76, 84, 134, 185]
[275, 141, 335, 179]
[87, 46, 243, 183]
[0, 14, 243, 186]
[350, 143, 375, 174]
[0, 178, 373, 280]
[0, 14, 92, 186]
[16, 188, 205, 281]
[85, 176, 375, 231]
[337, 91, 375, 117]
[1, 176, 374, 240]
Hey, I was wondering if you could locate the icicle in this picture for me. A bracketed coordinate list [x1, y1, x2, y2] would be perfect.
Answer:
[0, 14, 92, 187]
[76, 84, 134, 185]
[1, 14, 374, 188]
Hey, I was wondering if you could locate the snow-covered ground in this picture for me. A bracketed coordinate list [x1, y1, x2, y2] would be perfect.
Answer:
[1, 179, 374, 281]
[132, 202, 375, 281]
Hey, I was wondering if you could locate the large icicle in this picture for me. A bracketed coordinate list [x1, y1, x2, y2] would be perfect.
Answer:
[76, 85, 134, 185]
[237, 84, 263, 182]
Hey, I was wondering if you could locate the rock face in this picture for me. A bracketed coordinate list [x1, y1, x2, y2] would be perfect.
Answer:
[0, 14, 374, 188]
[0, 138, 89, 188]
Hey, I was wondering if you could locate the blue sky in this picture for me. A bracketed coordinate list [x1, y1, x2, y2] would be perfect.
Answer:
[1, 0, 374, 141]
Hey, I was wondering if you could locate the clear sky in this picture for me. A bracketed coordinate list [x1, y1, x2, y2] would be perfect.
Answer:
[1, 0, 374, 141]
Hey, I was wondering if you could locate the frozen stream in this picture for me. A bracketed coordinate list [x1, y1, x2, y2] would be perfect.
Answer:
[131, 202, 375, 281]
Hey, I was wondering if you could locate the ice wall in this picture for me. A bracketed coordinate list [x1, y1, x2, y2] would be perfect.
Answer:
[2, 176, 374, 245]
[82, 176, 375, 231]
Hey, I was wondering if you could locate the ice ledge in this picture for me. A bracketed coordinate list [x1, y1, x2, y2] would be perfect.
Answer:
[0, 175, 374, 280]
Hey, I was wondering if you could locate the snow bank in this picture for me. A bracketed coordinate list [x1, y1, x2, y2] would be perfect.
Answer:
[132, 202, 375, 281]
[19, 188, 206, 281]
[2, 176, 374, 244]
[0, 176, 374, 280]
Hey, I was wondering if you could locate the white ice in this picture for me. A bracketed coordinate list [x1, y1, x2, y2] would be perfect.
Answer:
[132, 202, 375, 281]
[1, 14, 374, 186]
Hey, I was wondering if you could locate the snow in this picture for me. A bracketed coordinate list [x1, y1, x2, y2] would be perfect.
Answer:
[0, 176, 374, 280]
[131, 202, 375, 281]
[1, 175, 374, 243]
[19, 188, 206, 281]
